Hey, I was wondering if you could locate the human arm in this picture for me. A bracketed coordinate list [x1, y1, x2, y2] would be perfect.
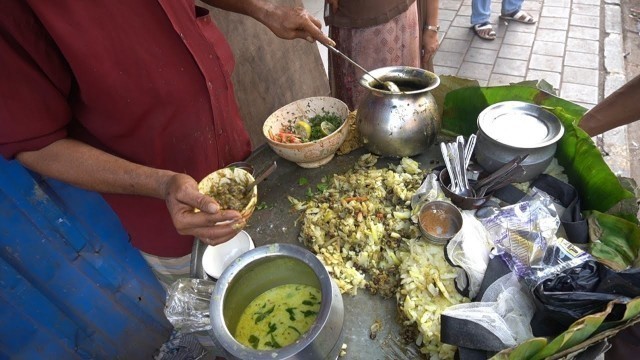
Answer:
[16, 139, 244, 246]
[420, 0, 440, 71]
[201, 0, 335, 46]
[578, 74, 640, 136]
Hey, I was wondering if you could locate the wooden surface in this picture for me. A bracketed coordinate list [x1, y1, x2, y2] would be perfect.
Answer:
[202, 0, 331, 149]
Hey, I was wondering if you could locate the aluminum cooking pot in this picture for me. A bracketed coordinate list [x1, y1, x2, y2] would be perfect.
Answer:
[474, 101, 565, 182]
[209, 243, 344, 360]
[356, 66, 441, 157]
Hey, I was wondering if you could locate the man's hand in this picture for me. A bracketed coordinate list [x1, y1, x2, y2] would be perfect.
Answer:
[201, 0, 335, 46]
[17, 139, 246, 248]
[260, 4, 335, 46]
[163, 173, 245, 247]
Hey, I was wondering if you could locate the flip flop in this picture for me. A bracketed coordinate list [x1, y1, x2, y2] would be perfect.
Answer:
[500, 10, 536, 24]
[472, 22, 496, 40]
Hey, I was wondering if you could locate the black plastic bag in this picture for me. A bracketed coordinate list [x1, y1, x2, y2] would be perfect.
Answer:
[531, 261, 640, 337]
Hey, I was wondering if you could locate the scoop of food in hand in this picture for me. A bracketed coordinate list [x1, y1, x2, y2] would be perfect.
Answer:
[198, 167, 258, 219]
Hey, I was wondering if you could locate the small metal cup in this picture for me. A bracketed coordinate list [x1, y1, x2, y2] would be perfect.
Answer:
[418, 200, 463, 245]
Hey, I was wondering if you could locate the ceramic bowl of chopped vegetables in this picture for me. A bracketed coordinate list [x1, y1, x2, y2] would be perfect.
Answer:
[198, 167, 258, 220]
[263, 96, 350, 168]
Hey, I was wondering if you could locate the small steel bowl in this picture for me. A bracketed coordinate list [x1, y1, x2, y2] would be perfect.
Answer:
[439, 169, 491, 210]
[418, 200, 463, 245]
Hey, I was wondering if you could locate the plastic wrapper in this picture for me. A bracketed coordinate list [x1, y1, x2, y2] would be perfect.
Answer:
[441, 272, 535, 352]
[445, 211, 494, 299]
[164, 278, 215, 333]
[410, 172, 444, 221]
[480, 190, 592, 286]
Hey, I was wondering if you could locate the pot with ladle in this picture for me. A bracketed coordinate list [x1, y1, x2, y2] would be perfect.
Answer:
[356, 66, 441, 157]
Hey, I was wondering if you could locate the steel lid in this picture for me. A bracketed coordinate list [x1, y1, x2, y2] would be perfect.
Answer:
[477, 101, 564, 148]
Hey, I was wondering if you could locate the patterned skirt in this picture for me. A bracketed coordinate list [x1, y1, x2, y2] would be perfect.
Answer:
[328, 2, 420, 111]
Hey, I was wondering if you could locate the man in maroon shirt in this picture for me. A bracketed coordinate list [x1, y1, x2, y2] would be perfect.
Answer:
[0, 0, 333, 284]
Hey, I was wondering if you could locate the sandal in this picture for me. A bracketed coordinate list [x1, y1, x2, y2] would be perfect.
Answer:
[472, 22, 496, 40]
[500, 10, 536, 24]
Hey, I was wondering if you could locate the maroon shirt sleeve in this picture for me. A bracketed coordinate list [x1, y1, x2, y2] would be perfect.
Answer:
[0, 1, 72, 159]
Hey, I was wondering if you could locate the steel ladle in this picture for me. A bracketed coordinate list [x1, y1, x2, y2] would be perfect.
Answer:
[324, 44, 401, 93]
[245, 161, 277, 194]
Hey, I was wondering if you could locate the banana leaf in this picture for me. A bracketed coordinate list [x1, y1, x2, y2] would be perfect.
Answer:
[596, 297, 640, 332]
[588, 211, 640, 270]
[491, 299, 640, 360]
[529, 303, 610, 360]
[489, 338, 547, 360]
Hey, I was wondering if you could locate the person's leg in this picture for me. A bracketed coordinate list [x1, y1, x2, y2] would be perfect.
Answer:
[501, 0, 523, 17]
[471, 0, 496, 40]
[470, 0, 491, 25]
[501, 0, 536, 23]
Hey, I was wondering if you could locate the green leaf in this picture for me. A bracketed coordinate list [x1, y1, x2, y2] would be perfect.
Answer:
[265, 333, 282, 349]
[596, 298, 640, 332]
[490, 337, 547, 360]
[253, 305, 275, 324]
[266, 322, 277, 335]
[288, 325, 302, 336]
[530, 309, 609, 360]
[589, 241, 630, 271]
[256, 201, 269, 210]
[285, 307, 297, 321]
[248, 335, 260, 349]
[588, 211, 640, 269]
[298, 177, 308, 186]
[301, 310, 318, 318]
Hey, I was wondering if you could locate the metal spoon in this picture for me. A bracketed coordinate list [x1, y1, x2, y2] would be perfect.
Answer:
[457, 136, 470, 191]
[440, 142, 457, 190]
[324, 44, 401, 93]
[245, 161, 277, 194]
[464, 134, 477, 168]
[448, 142, 475, 197]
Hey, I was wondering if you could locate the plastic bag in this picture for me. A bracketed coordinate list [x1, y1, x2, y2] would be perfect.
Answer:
[410, 172, 444, 221]
[490, 174, 589, 245]
[531, 261, 640, 337]
[164, 278, 215, 333]
[480, 190, 592, 286]
[445, 211, 494, 299]
[441, 272, 535, 352]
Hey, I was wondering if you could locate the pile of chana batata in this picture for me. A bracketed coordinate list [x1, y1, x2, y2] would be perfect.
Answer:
[288, 154, 468, 359]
